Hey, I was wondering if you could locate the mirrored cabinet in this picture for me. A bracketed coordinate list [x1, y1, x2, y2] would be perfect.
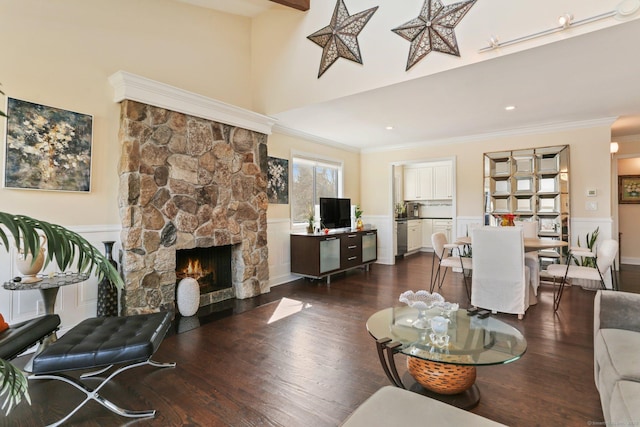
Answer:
[483, 145, 570, 266]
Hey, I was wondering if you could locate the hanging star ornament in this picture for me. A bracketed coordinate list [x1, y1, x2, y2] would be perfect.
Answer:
[392, 0, 477, 71]
[307, 0, 378, 78]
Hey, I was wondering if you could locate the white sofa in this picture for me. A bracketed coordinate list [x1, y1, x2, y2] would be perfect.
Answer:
[341, 386, 506, 426]
[594, 290, 640, 423]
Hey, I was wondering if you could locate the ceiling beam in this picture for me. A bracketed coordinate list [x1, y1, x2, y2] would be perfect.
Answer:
[269, 0, 309, 12]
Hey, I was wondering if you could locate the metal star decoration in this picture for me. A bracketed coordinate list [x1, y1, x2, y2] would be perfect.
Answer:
[392, 0, 477, 71]
[307, 0, 378, 78]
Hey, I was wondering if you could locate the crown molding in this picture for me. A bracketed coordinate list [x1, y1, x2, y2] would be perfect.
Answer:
[361, 117, 619, 154]
[272, 123, 360, 153]
[108, 71, 277, 135]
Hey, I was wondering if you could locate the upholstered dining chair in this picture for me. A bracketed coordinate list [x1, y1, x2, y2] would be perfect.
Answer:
[471, 227, 531, 319]
[430, 232, 472, 301]
[546, 239, 618, 312]
[515, 220, 540, 301]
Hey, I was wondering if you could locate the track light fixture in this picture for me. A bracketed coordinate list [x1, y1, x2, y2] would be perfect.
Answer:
[479, 0, 640, 52]
[558, 14, 573, 28]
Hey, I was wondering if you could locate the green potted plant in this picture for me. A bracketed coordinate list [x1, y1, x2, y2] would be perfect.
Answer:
[355, 205, 364, 230]
[0, 212, 123, 415]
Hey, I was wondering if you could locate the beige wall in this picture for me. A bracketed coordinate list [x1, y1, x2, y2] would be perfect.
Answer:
[361, 124, 613, 220]
[616, 136, 640, 262]
[266, 132, 361, 220]
[0, 0, 252, 226]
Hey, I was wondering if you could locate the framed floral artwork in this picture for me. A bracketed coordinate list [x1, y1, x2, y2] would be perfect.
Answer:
[619, 175, 640, 204]
[4, 98, 93, 192]
[267, 156, 288, 204]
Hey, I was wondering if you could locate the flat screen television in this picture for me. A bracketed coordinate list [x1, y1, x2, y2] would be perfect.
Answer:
[319, 197, 351, 229]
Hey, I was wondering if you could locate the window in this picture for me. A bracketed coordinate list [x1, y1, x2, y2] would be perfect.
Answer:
[291, 156, 342, 224]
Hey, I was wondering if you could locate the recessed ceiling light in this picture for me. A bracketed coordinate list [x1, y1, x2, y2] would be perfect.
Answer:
[385, 126, 394, 130]
[505, 105, 516, 111]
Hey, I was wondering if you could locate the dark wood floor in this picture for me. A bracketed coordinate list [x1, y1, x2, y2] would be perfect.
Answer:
[7, 254, 640, 426]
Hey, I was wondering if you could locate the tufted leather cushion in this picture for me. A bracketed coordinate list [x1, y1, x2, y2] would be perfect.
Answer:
[32, 312, 171, 375]
[0, 314, 61, 360]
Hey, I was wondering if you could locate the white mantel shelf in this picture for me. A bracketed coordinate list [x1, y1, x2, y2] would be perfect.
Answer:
[108, 71, 277, 135]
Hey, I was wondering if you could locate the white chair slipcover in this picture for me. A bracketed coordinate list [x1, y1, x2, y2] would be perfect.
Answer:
[515, 220, 540, 298]
[471, 227, 531, 319]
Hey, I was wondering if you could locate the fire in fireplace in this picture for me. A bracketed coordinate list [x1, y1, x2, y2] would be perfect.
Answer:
[176, 245, 232, 294]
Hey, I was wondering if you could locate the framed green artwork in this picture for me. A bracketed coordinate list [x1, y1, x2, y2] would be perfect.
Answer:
[619, 175, 640, 204]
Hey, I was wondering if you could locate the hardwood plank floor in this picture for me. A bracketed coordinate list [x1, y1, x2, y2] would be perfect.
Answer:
[8, 253, 634, 426]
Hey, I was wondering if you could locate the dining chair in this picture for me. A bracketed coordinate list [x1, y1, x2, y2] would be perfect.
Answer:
[546, 239, 618, 312]
[515, 220, 540, 301]
[430, 232, 472, 301]
[470, 227, 531, 319]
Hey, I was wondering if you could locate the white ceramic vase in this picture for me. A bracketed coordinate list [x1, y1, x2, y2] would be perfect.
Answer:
[176, 277, 200, 317]
[16, 236, 47, 283]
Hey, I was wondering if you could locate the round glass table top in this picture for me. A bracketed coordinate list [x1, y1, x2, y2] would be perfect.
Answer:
[366, 306, 527, 366]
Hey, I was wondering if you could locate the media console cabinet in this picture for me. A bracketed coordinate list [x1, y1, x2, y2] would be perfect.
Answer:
[290, 229, 377, 283]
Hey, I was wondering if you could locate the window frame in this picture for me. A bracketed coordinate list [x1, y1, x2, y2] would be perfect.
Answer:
[290, 152, 344, 228]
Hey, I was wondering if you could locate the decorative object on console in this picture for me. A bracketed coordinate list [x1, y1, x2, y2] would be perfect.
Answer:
[267, 156, 289, 204]
[618, 175, 640, 204]
[176, 277, 200, 317]
[307, 212, 314, 234]
[4, 98, 92, 192]
[355, 204, 364, 230]
[307, 0, 379, 78]
[97, 241, 119, 317]
[15, 235, 46, 283]
[392, 0, 478, 70]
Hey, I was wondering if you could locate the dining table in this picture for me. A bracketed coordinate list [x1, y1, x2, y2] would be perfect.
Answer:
[454, 235, 568, 252]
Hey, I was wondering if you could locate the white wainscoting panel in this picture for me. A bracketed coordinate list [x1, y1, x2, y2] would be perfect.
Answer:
[267, 218, 297, 287]
[364, 215, 394, 265]
[0, 225, 121, 334]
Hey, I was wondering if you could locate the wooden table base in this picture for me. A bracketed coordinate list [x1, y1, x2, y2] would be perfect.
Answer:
[374, 338, 481, 409]
[407, 356, 476, 394]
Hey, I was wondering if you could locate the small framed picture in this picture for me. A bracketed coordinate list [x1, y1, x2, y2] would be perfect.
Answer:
[267, 156, 289, 204]
[4, 98, 93, 192]
[618, 175, 640, 204]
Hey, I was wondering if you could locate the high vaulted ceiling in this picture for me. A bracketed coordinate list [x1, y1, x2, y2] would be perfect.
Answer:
[178, 0, 640, 151]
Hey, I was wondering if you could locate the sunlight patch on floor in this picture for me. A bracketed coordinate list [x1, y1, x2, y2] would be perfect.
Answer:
[267, 297, 312, 324]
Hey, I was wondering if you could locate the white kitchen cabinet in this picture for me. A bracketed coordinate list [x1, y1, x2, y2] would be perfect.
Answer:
[433, 219, 453, 245]
[404, 162, 451, 201]
[407, 220, 422, 252]
[433, 164, 452, 200]
[403, 168, 432, 200]
[421, 219, 433, 248]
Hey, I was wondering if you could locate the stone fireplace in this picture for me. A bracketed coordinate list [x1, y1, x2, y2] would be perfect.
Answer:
[116, 97, 270, 315]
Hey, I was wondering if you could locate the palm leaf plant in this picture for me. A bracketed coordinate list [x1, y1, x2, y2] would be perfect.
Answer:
[0, 212, 123, 415]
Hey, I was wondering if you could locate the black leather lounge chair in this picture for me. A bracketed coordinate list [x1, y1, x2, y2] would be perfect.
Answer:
[3, 311, 175, 427]
[0, 314, 61, 362]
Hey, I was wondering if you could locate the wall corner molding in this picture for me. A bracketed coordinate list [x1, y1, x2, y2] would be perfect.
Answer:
[108, 71, 277, 135]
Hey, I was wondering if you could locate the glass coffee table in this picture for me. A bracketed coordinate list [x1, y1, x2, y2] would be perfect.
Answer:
[366, 306, 527, 409]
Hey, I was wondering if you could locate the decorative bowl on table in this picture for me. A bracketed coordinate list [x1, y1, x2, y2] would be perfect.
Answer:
[438, 301, 459, 317]
[399, 290, 445, 329]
